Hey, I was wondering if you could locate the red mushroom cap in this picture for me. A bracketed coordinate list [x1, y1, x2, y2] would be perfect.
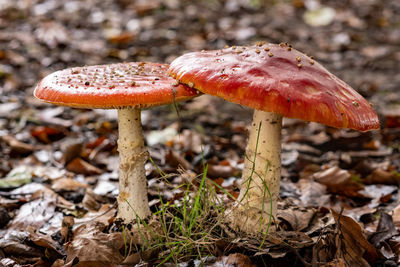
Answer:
[169, 43, 380, 131]
[35, 62, 200, 109]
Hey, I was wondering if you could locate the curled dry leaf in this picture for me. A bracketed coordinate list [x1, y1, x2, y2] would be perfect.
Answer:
[27, 226, 65, 259]
[66, 158, 103, 175]
[311, 231, 337, 264]
[393, 205, 400, 229]
[297, 178, 331, 207]
[75, 204, 116, 226]
[278, 207, 316, 231]
[8, 194, 56, 232]
[132, 0, 162, 15]
[331, 209, 378, 266]
[62, 141, 84, 166]
[82, 188, 104, 211]
[314, 166, 364, 197]
[61, 216, 75, 243]
[364, 168, 400, 185]
[165, 149, 192, 170]
[1, 135, 33, 155]
[65, 223, 124, 266]
[107, 32, 135, 45]
[388, 236, 400, 264]
[52, 259, 65, 267]
[51, 177, 89, 191]
[0, 231, 42, 262]
[122, 249, 160, 265]
[369, 212, 398, 248]
[31, 187, 74, 209]
[358, 184, 397, 209]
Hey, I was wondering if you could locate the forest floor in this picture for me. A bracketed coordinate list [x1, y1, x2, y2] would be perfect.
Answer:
[0, 0, 399, 266]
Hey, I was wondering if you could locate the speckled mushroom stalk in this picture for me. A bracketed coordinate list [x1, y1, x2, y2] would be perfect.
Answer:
[34, 62, 200, 223]
[169, 42, 380, 234]
[117, 108, 151, 220]
[238, 111, 282, 230]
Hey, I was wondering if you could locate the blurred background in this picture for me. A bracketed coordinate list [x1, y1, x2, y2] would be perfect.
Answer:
[1, 0, 398, 107]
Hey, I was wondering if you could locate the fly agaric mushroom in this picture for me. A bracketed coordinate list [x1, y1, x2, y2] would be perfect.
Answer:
[34, 62, 199, 223]
[169, 42, 380, 233]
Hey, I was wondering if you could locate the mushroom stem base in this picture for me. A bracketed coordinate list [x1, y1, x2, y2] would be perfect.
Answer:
[117, 108, 151, 223]
[232, 110, 282, 234]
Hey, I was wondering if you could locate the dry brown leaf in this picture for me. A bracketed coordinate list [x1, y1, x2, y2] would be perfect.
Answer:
[1, 135, 34, 155]
[364, 168, 400, 185]
[369, 212, 398, 248]
[388, 237, 400, 262]
[51, 177, 89, 191]
[75, 204, 116, 227]
[325, 258, 348, 266]
[27, 226, 64, 258]
[0, 231, 42, 262]
[331, 209, 378, 266]
[314, 166, 364, 197]
[122, 249, 159, 265]
[5, 188, 68, 236]
[31, 187, 75, 209]
[278, 208, 315, 231]
[165, 150, 191, 170]
[311, 231, 336, 264]
[108, 32, 135, 45]
[61, 216, 75, 243]
[132, 0, 161, 15]
[65, 223, 124, 266]
[8, 196, 55, 232]
[297, 178, 331, 207]
[52, 259, 65, 267]
[62, 141, 84, 165]
[82, 188, 104, 211]
[393, 205, 400, 228]
[66, 158, 103, 175]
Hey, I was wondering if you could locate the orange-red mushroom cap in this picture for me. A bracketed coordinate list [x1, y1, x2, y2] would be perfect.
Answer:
[34, 62, 200, 109]
[169, 43, 380, 131]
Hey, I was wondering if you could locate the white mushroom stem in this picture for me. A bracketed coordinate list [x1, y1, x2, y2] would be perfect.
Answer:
[117, 108, 151, 222]
[235, 110, 282, 233]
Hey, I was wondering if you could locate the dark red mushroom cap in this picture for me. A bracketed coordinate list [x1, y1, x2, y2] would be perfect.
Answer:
[169, 43, 380, 131]
[34, 62, 200, 109]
